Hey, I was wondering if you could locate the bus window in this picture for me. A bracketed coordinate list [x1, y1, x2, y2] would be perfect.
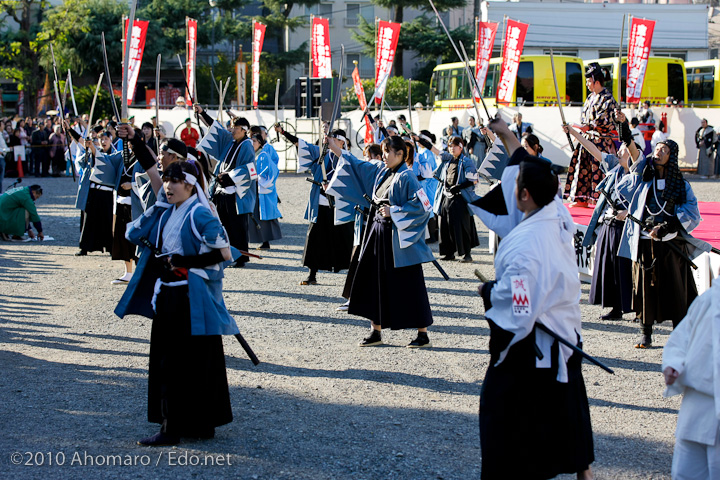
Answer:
[483, 64, 500, 98]
[601, 63, 626, 101]
[667, 63, 685, 102]
[566, 62, 583, 104]
[516, 61, 534, 105]
[436, 70, 447, 101]
[449, 69, 461, 100]
[688, 66, 714, 101]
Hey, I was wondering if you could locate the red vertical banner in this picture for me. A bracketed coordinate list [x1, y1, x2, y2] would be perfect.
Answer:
[626, 17, 655, 104]
[311, 18, 332, 78]
[496, 19, 529, 105]
[352, 65, 373, 144]
[17, 90, 24, 116]
[123, 18, 149, 106]
[186, 17, 198, 106]
[374, 20, 401, 105]
[474, 21, 498, 101]
[252, 21, 266, 108]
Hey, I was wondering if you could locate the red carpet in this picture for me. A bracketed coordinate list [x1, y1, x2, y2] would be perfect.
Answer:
[566, 202, 720, 250]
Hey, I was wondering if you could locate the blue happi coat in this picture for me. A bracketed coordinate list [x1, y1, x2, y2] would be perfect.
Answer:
[114, 197, 240, 336]
[615, 156, 709, 262]
[262, 142, 280, 166]
[296, 138, 347, 224]
[327, 151, 434, 268]
[256, 148, 282, 221]
[413, 147, 439, 209]
[75, 149, 124, 211]
[582, 152, 632, 248]
[198, 120, 257, 215]
[432, 152, 480, 215]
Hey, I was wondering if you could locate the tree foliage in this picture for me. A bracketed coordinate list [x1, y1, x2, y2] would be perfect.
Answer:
[342, 76, 428, 107]
[351, 0, 467, 77]
[351, 13, 471, 85]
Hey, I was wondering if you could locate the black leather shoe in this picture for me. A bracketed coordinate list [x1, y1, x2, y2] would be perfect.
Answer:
[75, 249, 87, 256]
[600, 309, 623, 320]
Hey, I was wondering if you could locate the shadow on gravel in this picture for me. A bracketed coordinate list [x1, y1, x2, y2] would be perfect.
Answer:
[229, 309, 368, 327]
[592, 356, 661, 373]
[589, 397, 678, 415]
[581, 320, 642, 334]
[227, 359, 481, 396]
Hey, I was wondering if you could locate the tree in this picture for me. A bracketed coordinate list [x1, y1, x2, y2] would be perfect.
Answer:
[351, 0, 467, 77]
[342, 76, 428, 107]
[0, 0, 52, 116]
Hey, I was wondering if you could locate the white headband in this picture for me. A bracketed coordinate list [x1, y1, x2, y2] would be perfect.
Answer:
[335, 135, 347, 144]
[164, 147, 186, 159]
[182, 172, 213, 213]
[420, 134, 432, 144]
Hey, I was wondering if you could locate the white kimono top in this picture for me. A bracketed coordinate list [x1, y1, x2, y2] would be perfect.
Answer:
[662, 281, 720, 446]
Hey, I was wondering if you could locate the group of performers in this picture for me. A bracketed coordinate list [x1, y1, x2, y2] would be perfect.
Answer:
[37, 55, 714, 478]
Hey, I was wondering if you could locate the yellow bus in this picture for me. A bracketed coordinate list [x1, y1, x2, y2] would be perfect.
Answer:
[686, 59, 720, 107]
[430, 55, 586, 111]
[587, 56, 687, 105]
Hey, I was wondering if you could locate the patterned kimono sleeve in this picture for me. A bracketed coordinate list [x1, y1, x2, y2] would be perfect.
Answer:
[389, 173, 432, 249]
[228, 141, 257, 199]
[197, 120, 232, 160]
[297, 138, 321, 173]
[192, 205, 231, 251]
[676, 182, 701, 233]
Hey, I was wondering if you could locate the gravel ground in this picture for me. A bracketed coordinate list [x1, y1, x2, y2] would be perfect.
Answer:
[1, 173, 718, 479]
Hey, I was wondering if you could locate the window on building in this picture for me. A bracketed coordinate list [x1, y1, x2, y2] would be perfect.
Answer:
[344, 53, 374, 77]
[306, 3, 334, 24]
[346, 3, 373, 26]
[687, 66, 715, 102]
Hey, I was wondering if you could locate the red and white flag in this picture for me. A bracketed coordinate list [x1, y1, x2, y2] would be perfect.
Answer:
[311, 17, 332, 78]
[122, 18, 149, 106]
[186, 17, 198, 106]
[375, 20, 401, 106]
[626, 17, 655, 104]
[496, 19, 529, 105]
[252, 21, 266, 108]
[474, 21, 498, 101]
[352, 65, 373, 144]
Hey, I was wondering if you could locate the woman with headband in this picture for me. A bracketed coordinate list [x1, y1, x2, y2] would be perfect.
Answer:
[564, 62, 618, 207]
[419, 134, 480, 263]
[115, 160, 240, 446]
[274, 124, 354, 286]
[325, 136, 434, 348]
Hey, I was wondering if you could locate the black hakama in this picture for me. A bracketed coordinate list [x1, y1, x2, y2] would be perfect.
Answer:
[302, 205, 353, 272]
[589, 219, 632, 313]
[79, 187, 114, 253]
[438, 195, 479, 257]
[111, 203, 136, 262]
[148, 281, 232, 437]
[214, 192, 249, 255]
[480, 323, 594, 479]
[248, 198, 282, 244]
[632, 238, 698, 327]
[348, 212, 433, 329]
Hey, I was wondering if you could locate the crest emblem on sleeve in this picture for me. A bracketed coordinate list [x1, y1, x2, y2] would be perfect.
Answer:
[510, 275, 531, 316]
